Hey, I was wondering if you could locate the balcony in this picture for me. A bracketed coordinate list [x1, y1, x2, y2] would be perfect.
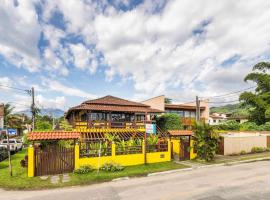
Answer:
[74, 120, 154, 130]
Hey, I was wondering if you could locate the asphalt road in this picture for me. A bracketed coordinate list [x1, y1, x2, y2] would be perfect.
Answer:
[2, 160, 270, 200]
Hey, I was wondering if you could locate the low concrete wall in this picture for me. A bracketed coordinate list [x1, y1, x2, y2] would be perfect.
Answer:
[223, 135, 267, 155]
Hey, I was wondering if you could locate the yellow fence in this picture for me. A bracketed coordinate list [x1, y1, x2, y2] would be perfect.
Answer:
[27, 139, 196, 177]
[75, 140, 171, 169]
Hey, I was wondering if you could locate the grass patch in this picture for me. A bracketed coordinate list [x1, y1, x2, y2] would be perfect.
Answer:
[0, 149, 188, 190]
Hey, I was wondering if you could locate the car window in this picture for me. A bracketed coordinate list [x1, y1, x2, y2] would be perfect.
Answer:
[2, 141, 7, 144]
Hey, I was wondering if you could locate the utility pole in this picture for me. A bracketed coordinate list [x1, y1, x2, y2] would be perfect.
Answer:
[196, 96, 200, 122]
[5, 128, 12, 176]
[31, 87, 35, 131]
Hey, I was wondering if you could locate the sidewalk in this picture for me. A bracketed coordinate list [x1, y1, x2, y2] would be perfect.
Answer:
[174, 151, 270, 168]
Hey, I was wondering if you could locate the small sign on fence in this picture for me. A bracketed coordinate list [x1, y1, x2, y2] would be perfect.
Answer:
[145, 124, 157, 134]
[7, 129, 17, 135]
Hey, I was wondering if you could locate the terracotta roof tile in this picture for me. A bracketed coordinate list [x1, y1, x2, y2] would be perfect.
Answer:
[66, 95, 163, 117]
[84, 95, 148, 107]
[168, 130, 193, 136]
[28, 131, 80, 141]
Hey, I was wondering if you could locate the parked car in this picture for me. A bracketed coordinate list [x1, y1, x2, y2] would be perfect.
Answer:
[0, 139, 23, 153]
[0, 146, 8, 161]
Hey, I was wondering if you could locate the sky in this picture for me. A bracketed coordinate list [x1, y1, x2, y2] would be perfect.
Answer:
[0, 0, 269, 112]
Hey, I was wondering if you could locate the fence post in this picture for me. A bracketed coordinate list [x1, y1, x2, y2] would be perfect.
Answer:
[75, 143, 80, 170]
[142, 140, 146, 164]
[167, 139, 171, 161]
[28, 145, 34, 177]
[112, 142, 116, 157]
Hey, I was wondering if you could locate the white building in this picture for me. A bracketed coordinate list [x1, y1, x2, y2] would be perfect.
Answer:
[208, 113, 227, 125]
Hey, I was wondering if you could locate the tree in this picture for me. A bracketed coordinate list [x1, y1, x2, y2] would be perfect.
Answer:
[3, 103, 14, 127]
[59, 119, 73, 131]
[193, 122, 219, 162]
[156, 113, 183, 131]
[239, 62, 270, 125]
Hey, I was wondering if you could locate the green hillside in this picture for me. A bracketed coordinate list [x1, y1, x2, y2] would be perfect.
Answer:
[210, 103, 250, 117]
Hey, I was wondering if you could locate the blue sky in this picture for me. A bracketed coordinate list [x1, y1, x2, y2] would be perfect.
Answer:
[0, 0, 269, 111]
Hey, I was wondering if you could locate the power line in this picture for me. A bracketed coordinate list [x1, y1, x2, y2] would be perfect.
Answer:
[0, 84, 31, 94]
[201, 86, 256, 99]
[208, 100, 240, 104]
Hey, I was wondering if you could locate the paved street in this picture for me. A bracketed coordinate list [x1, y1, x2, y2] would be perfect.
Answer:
[1, 160, 270, 200]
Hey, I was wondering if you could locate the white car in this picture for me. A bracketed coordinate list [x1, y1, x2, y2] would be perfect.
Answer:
[0, 139, 23, 152]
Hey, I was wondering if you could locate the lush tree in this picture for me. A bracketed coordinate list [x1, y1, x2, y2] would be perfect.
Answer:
[59, 119, 73, 131]
[214, 120, 240, 131]
[156, 113, 183, 131]
[193, 122, 219, 161]
[35, 120, 52, 131]
[239, 62, 270, 125]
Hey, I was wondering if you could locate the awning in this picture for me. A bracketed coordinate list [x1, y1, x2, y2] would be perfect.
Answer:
[28, 131, 80, 141]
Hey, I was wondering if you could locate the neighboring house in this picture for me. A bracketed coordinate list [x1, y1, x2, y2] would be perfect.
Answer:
[209, 112, 249, 125]
[0, 104, 4, 130]
[208, 112, 227, 125]
[65, 95, 163, 129]
[143, 96, 210, 129]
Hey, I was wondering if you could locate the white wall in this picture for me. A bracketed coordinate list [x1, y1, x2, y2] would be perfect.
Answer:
[223, 135, 267, 155]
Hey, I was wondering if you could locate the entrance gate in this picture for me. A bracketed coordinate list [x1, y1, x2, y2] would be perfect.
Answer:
[34, 145, 74, 176]
[179, 138, 190, 161]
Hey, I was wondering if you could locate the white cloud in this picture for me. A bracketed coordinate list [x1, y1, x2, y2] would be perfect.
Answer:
[0, 0, 41, 72]
[1, 0, 270, 103]
[36, 95, 66, 109]
[43, 79, 97, 99]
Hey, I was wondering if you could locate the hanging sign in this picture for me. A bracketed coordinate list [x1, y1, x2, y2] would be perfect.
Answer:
[145, 124, 157, 134]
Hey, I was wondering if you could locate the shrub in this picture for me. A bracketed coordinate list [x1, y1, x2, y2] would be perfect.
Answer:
[216, 120, 240, 131]
[259, 122, 270, 131]
[20, 155, 28, 168]
[74, 165, 93, 174]
[240, 150, 247, 155]
[193, 122, 220, 161]
[240, 122, 260, 131]
[156, 113, 183, 131]
[100, 162, 124, 172]
[251, 147, 267, 153]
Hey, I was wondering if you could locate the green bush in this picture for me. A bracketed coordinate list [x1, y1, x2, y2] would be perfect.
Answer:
[240, 122, 260, 131]
[251, 147, 267, 153]
[215, 120, 240, 130]
[193, 122, 220, 162]
[74, 165, 93, 174]
[100, 162, 124, 172]
[0, 147, 8, 162]
[258, 122, 270, 131]
[156, 113, 183, 131]
[240, 150, 247, 155]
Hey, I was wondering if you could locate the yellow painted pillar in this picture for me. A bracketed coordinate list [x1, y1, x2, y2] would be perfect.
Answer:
[167, 139, 171, 161]
[75, 143, 80, 169]
[28, 146, 34, 177]
[142, 140, 146, 164]
[190, 139, 197, 159]
[112, 142, 116, 158]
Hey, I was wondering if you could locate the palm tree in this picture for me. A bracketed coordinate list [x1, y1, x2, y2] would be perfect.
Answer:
[4, 103, 14, 127]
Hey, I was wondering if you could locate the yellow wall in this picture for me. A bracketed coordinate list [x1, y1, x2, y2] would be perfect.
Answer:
[27, 146, 34, 177]
[75, 139, 171, 169]
[171, 139, 180, 155]
[190, 139, 197, 159]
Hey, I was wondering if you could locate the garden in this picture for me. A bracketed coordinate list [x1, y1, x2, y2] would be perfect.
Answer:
[0, 149, 188, 190]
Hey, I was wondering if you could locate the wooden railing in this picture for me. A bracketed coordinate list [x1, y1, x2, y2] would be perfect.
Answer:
[75, 120, 154, 129]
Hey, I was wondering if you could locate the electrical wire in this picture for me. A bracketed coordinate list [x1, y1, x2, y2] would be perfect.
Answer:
[201, 86, 256, 99]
